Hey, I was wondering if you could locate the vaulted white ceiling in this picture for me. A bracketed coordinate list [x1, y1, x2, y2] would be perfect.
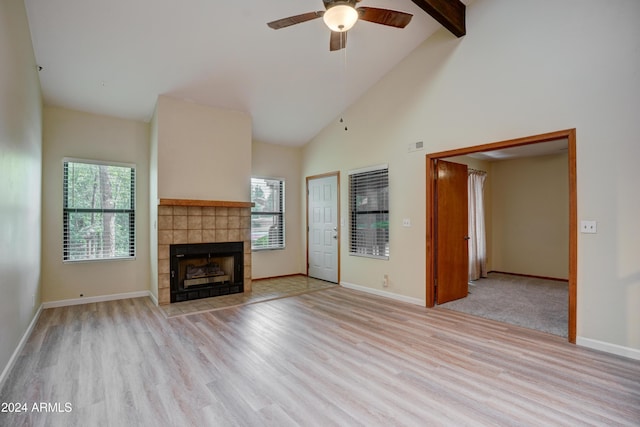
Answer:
[25, 0, 470, 146]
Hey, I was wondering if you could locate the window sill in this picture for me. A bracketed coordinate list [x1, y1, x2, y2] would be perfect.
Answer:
[349, 253, 389, 261]
[63, 256, 137, 264]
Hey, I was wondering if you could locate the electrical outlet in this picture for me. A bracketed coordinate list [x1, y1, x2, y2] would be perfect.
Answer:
[402, 218, 411, 227]
[383, 274, 389, 288]
[580, 220, 597, 234]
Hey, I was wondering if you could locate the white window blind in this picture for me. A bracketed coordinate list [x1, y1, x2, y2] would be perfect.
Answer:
[63, 159, 136, 262]
[251, 177, 285, 250]
[349, 165, 389, 259]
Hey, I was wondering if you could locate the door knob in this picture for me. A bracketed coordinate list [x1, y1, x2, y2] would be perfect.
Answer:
[464, 236, 470, 240]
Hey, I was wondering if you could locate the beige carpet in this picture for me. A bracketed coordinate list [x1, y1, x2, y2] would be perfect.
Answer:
[439, 272, 569, 337]
[160, 275, 336, 317]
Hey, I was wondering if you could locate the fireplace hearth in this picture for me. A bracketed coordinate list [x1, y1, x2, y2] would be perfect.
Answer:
[170, 241, 244, 303]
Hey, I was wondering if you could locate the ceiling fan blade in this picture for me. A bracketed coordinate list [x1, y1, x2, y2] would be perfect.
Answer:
[329, 31, 347, 51]
[357, 7, 413, 28]
[267, 11, 323, 29]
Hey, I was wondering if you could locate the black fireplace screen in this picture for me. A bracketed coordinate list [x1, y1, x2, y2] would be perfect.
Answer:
[170, 242, 243, 303]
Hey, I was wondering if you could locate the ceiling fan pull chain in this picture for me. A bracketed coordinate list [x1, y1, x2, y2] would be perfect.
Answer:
[341, 40, 348, 131]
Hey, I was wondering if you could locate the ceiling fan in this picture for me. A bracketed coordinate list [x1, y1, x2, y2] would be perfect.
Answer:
[267, 0, 413, 51]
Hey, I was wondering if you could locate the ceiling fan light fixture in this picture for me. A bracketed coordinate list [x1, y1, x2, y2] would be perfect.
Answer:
[323, 4, 358, 32]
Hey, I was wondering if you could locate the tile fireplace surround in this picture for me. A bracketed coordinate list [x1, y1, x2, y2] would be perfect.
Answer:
[157, 199, 253, 305]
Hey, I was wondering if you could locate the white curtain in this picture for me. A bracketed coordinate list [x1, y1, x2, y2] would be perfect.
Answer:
[468, 170, 487, 281]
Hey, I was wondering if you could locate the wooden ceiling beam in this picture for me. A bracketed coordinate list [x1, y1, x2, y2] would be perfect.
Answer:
[411, 0, 466, 37]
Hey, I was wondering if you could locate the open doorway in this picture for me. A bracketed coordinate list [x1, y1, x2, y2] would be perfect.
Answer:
[426, 129, 577, 343]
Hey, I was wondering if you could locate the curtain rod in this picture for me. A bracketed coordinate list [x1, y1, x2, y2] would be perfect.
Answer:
[468, 168, 487, 174]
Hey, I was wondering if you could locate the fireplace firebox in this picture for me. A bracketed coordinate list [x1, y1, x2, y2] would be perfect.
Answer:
[170, 242, 244, 303]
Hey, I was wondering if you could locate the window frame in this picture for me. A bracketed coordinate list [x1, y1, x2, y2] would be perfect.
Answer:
[348, 164, 390, 260]
[250, 177, 285, 251]
[62, 157, 136, 262]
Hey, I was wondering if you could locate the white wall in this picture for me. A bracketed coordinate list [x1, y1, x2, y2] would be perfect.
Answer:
[41, 107, 150, 302]
[491, 153, 569, 279]
[149, 105, 159, 301]
[303, 123, 428, 301]
[302, 0, 640, 352]
[251, 141, 304, 278]
[0, 0, 42, 379]
[156, 96, 252, 202]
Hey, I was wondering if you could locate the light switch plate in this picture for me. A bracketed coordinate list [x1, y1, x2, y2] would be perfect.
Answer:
[580, 220, 597, 234]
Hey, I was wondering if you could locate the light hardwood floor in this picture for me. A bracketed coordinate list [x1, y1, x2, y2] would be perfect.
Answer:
[1, 287, 639, 426]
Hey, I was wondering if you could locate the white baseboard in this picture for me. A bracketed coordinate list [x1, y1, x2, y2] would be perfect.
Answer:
[340, 281, 425, 306]
[577, 336, 640, 361]
[148, 291, 158, 306]
[42, 290, 151, 309]
[0, 304, 43, 390]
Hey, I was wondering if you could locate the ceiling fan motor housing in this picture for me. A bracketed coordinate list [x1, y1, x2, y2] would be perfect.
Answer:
[323, 0, 359, 8]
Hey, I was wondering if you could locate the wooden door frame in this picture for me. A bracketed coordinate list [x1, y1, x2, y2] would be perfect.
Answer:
[425, 129, 577, 343]
[306, 171, 341, 283]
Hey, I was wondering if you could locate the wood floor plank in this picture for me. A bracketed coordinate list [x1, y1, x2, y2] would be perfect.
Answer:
[1, 288, 639, 426]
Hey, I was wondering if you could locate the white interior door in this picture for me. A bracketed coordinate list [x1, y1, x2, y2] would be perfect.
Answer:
[307, 175, 339, 283]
